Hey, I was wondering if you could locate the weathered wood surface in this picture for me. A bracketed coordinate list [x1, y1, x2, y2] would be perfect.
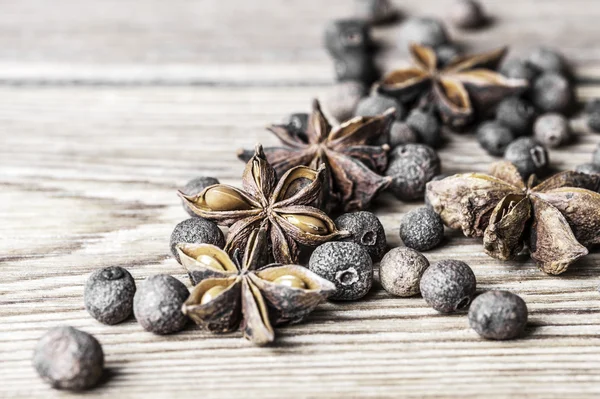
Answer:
[1, 1, 600, 398]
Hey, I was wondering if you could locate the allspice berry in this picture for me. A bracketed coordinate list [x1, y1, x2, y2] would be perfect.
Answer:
[389, 121, 419, 147]
[406, 108, 442, 148]
[468, 290, 528, 340]
[584, 99, 600, 133]
[354, 93, 404, 120]
[420, 259, 476, 313]
[282, 113, 309, 135]
[335, 211, 387, 261]
[449, 0, 486, 29]
[476, 121, 515, 157]
[385, 144, 441, 201]
[527, 47, 569, 75]
[354, 0, 398, 25]
[133, 274, 189, 335]
[399, 17, 449, 48]
[533, 113, 571, 148]
[170, 217, 225, 264]
[333, 53, 379, 85]
[399, 207, 444, 251]
[324, 81, 367, 122]
[84, 266, 136, 325]
[33, 326, 104, 390]
[324, 19, 373, 58]
[309, 242, 373, 301]
[500, 59, 539, 82]
[504, 137, 549, 178]
[180, 176, 219, 217]
[495, 97, 537, 136]
[531, 72, 574, 114]
[380, 247, 430, 297]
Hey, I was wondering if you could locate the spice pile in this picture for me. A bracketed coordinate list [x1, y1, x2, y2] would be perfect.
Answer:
[33, 0, 600, 391]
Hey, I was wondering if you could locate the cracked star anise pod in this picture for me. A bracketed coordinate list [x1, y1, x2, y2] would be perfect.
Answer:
[426, 161, 600, 275]
[237, 99, 394, 212]
[377, 44, 528, 128]
[179, 144, 347, 265]
[177, 227, 335, 346]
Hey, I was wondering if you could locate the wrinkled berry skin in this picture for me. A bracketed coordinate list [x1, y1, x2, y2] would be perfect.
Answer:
[500, 59, 539, 82]
[380, 247, 430, 297]
[399, 207, 444, 251]
[504, 137, 549, 178]
[533, 113, 571, 148]
[333, 53, 379, 85]
[584, 99, 600, 133]
[325, 81, 367, 122]
[170, 218, 225, 264]
[468, 290, 528, 340]
[309, 242, 373, 301]
[531, 73, 574, 114]
[576, 163, 600, 175]
[324, 19, 373, 58]
[133, 275, 189, 335]
[335, 211, 387, 261]
[476, 121, 515, 157]
[181, 177, 220, 217]
[420, 259, 476, 313]
[449, 0, 485, 29]
[84, 266, 136, 325]
[388, 121, 419, 147]
[406, 109, 442, 148]
[385, 144, 441, 201]
[527, 47, 569, 75]
[33, 326, 104, 391]
[355, 93, 405, 120]
[399, 17, 449, 48]
[496, 97, 536, 136]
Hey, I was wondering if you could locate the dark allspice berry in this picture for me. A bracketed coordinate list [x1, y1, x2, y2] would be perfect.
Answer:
[399, 17, 449, 48]
[389, 121, 419, 147]
[584, 99, 600, 133]
[181, 176, 220, 217]
[170, 217, 225, 264]
[355, 93, 405, 121]
[309, 242, 373, 301]
[476, 121, 515, 157]
[575, 163, 600, 175]
[380, 247, 430, 297]
[324, 81, 367, 122]
[335, 211, 387, 261]
[33, 326, 104, 390]
[133, 274, 190, 335]
[282, 113, 309, 136]
[399, 206, 444, 251]
[531, 72, 574, 114]
[449, 0, 486, 29]
[84, 266, 136, 325]
[324, 19, 373, 58]
[406, 108, 442, 148]
[504, 137, 549, 178]
[500, 59, 539, 82]
[385, 144, 441, 201]
[533, 113, 571, 148]
[333, 52, 379, 85]
[354, 0, 398, 25]
[527, 47, 569, 75]
[496, 97, 536, 136]
[420, 259, 476, 313]
[468, 290, 528, 340]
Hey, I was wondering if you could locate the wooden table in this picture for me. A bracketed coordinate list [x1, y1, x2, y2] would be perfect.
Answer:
[2, 1, 600, 397]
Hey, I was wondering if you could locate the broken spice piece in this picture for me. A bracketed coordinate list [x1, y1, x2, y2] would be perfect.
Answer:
[178, 227, 335, 346]
[426, 161, 600, 274]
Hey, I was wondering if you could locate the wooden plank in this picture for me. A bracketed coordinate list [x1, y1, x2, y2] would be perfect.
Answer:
[1, 86, 600, 398]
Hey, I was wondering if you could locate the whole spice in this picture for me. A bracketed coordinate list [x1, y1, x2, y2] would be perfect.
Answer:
[406, 108, 442, 148]
[531, 72, 574, 114]
[181, 176, 220, 217]
[527, 47, 569, 75]
[170, 217, 225, 264]
[420, 259, 476, 313]
[84, 266, 136, 325]
[33, 327, 104, 390]
[385, 144, 441, 200]
[324, 81, 367, 122]
[496, 96, 536, 136]
[178, 227, 334, 346]
[133, 274, 189, 335]
[399, 18, 449, 48]
[426, 161, 600, 274]
[435, 44, 461, 68]
[309, 242, 373, 300]
[324, 19, 373, 58]
[468, 290, 528, 340]
[389, 121, 419, 147]
[379, 247, 430, 297]
[399, 206, 444, 251]
[575, 163, 600, 175]
[533, 113, 571, 148]
[282, 113, 309, 134]
[448, 0, 486, 29]
[378, 44, 528, 128]
[335, 211, 387, 261]
[237, 102, 394, 212]
[187, 144, 347, 263]
[584, 99, 600, 133]
[354, 0, 398, 25]
[499, 59, 539, 82]
[355, 93, 405, 121]
[504, 137, 548, 178]
[476, 121, 515, 156]
[333, 52, 380, 85]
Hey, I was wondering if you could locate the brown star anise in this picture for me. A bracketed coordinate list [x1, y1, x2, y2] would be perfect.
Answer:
[179, 144, 347, 264]
[178, 227, 335, 346]
[427, 161, 600, 275]
[237, 99, 394, 212]
[378, 44, 528, 128]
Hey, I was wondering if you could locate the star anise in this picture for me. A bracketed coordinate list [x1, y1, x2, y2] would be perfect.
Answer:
[427, 162, 600, 275]
[237, 99, 394, 212]
[177, 227, 335, 346]
[377, 44, 528, 128]
[179, 144, 347, 264]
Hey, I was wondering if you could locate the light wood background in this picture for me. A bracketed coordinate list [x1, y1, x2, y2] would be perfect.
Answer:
[1, 1, 600, 398]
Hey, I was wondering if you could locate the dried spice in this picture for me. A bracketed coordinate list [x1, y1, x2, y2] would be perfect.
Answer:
[496, 96, 536, 136]
[184, 144, 347, 264]
[399, 18, 449, 48]
[178, 227, 335, 346]
[84, 266, 136, 325]
[476, 121, 515, 156]
[427, 161, 600, 274]
[468, 290, 528, 340]
[237, 101, 394, 212]
[531, 72, 574, 114]
[576, 163, 600, 175]
[170, 217, 225, 264]
[448, 0, 486, 29]
[399, 206, 444, 251]
[504, 137, 548, 178]
[533, 113, 571, 148]
[335, 211, 387, 261]
[181, 176, 220, 217]
[420, 259, 476, 313]
[378, 44, 528, 128]
[380, 247, 430, 297]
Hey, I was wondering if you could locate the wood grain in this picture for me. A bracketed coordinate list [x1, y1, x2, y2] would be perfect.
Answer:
[1, 0, 600, 398]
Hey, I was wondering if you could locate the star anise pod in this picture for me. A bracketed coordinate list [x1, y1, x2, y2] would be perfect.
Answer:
[427, 161, 600, 275]
[177, 227, 335, 346]
[377, 44, 528, 128]
[237, 99, 394, 212]
[179, 144, 347, 264]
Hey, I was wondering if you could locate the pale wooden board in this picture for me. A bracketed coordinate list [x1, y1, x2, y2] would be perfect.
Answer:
[1, 0, 600, 397]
